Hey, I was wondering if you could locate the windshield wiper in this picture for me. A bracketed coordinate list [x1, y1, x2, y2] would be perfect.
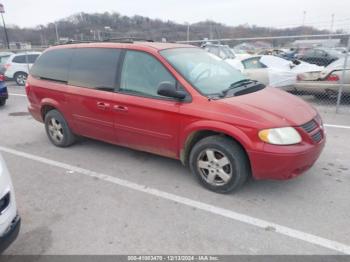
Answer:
[219, 79, 258, 97]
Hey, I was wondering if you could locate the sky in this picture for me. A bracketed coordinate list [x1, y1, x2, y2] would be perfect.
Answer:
[1, 0, 350, 31]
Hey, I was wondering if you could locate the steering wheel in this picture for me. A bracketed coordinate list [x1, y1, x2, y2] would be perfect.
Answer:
[193, 69, 211, 83]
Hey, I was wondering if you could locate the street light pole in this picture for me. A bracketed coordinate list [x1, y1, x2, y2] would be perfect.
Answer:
[54, 22, 59, 43]
[0, 3, 10, 49]
[186, 22, 190, 42]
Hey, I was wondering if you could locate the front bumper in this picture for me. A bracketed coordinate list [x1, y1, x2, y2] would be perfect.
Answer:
[0, 215, 21, 254]
[248, 138, 325, 180]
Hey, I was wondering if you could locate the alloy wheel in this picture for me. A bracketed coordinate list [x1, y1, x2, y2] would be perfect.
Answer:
[196, 148, 233, 186]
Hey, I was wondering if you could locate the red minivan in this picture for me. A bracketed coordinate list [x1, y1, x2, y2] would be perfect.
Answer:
[26, 41, 325, 193]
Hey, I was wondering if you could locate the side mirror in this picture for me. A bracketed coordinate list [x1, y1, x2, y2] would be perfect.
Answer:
[157, 82, 186, 100]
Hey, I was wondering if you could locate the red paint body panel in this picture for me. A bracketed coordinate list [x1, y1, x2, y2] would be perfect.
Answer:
[26, 42, 326, 180]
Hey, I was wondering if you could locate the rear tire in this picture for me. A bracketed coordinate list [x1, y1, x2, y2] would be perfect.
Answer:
[189, 135, 250, 193]
[0, 99, 5, 106]
[14, 72, 27, 86]
[44, 110, 76, 147]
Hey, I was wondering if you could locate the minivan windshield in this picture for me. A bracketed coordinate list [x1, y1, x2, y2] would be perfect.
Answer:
[160, 48, 248, 96]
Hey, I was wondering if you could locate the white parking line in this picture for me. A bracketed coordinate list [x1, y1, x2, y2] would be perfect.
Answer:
[324, 124, 350, 129]
[0, 145, 349, 254]
[9, 93, 27, 97]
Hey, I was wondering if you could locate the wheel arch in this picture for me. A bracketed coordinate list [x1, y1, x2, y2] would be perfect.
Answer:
[40, 98, 62, 121]
[179, 121, 253, 166]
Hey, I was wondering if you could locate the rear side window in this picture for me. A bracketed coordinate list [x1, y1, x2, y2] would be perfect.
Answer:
[12, 55, 25, 63]
[31, 49, 72, 82]
[13, 54, 39, 64]
[69, 48, 121, 90]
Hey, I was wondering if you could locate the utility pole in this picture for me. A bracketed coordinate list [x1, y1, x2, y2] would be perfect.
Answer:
[0, 3, 10, 49]
[302, 11, 307, 37]
[302, 11, 306, 27]
[54, 22, 59, 43]
[329, 14, 335, 39]
[185, 22, 190, 42]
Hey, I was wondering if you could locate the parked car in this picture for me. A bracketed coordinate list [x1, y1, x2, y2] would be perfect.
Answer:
[0, 52, 13, 68]
[0, 153, 21, 253]
[3, 52, 41, 86]
[0, 74, 8, 106]
[202, 43, 246, 71]
[26, 42, 325, 193]
[234, 55, 323, 88]
[297, 48, 342, 67]
[295, 57, 350, 97]
[257, 48, 297, 60]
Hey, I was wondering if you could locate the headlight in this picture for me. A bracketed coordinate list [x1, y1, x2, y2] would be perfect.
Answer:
[258, 127, 301, 145]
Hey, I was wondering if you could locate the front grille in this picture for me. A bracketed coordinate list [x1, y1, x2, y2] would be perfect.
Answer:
[0, 192, 10, 214]
[301, 120, 318, 133]
[300, 118, 324, 143]
[312, 130, 323, 143]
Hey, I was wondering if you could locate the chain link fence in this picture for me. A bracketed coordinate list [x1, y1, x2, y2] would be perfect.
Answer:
[1, 34, 350, 114]
[179, 34, 350, 114]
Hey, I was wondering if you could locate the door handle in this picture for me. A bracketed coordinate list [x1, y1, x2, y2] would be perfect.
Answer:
[96, 102, 110, 110]
[113, 105, 128, 112]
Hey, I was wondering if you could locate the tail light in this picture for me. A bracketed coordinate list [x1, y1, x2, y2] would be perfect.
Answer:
[3, 63, 10, 69]
[0, 74, 4, 81]
[297, 74, 303, 81]
[326, 74, 340, 81]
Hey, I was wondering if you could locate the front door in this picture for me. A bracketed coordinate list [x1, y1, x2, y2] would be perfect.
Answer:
[113, 50, 183, 158]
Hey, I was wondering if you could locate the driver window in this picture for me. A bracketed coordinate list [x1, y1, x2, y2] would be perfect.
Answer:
[120, 51, 176, 97]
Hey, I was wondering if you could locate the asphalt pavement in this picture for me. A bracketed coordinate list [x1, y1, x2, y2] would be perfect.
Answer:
[1, 83, 349, 255]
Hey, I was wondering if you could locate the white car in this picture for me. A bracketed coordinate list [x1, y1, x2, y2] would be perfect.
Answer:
[236, 55, 323, 89]
[0, 153, 20, 253]
[295, 57, 350, 97]
[202, 44, 246, 71]
[3, 52, 41, 86]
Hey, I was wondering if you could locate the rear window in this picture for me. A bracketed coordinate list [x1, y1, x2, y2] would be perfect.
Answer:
[242, 57, 267, 69]
[68, 48, 121, 90]
[31, 49, 72, 82]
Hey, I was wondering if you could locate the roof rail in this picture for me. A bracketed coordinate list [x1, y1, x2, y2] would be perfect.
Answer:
[102, 37, 154, 43]
[54, 37, 155, 46]
[54, 40, 95, 45]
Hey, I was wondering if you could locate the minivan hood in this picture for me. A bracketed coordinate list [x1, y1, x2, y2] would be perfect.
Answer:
[219, 87, 317, 127]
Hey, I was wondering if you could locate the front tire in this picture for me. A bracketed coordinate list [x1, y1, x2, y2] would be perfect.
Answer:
[189, 135, 250, 193]
[44, 110, 76, 147]
[14, 72, 28, 86]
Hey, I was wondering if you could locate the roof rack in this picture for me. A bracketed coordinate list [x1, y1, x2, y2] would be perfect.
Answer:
[102, 37, 154, 43]
[55, 37, 154, 46]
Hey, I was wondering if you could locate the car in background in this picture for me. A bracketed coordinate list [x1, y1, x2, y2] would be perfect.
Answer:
[0, 52, 13, 69]
[3, 52, 41, 86]
[0, 74, 8, 106]
[297, 48, 342, 67]
[233, 55, 323, 89]
[202, 43, 247, 71]
[258, 48, 297, 61]
[0, 153, 21, 253]
[295, 57, 350, 97]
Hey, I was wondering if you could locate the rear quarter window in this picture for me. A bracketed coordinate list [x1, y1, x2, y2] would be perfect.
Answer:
[12, 54, 39, 64]
[68, 48, 121, 90]
[12, 55, 26, 64]
[31, 49, 73, 82]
